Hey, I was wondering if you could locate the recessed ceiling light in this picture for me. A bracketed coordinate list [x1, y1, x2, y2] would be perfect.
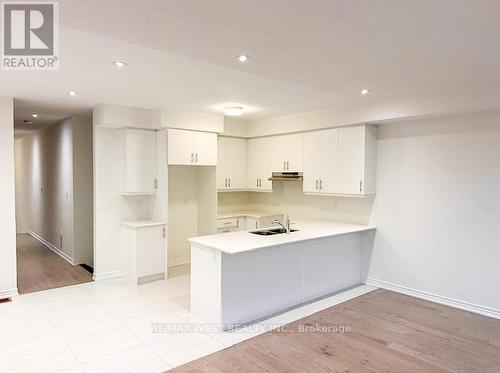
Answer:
[361, 88, 370, 95]
[24, 120, 33, 126]
[237, 54, 249, 63]
[32, 113, 38, 119]
[224, 106, 244, 116]
[112, 60, 127, 68]
[67, 91, 78, 96]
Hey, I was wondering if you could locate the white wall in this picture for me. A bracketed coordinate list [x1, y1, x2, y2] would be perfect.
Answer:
[14, 116, 93, 266]
[368, 111, 500, 315]
[0, 97, 17, 298]
[15, 119, 75, 261]
[73, 115, 94, 266]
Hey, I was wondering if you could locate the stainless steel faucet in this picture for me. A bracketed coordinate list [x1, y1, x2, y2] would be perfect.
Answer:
[273, 214, 291, 234]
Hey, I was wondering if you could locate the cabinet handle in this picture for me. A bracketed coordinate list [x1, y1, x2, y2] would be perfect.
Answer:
[283, 161, 286, 170]
[316, 180, 319, 190]
[154, 178, 158, 189]
[237, 220, 239, 228]
[255, 221, 258, 229]
[286, 161, 289, 170]
[320, 180, 323, 190]
[256, 178, 259, 187]
[360, 180, 363, 193]
[259, 178, 261, 187]
[162, 227, 166, 238]
[195, 153, 198, 163]
[225, 178, 227, 187]
[191, 153, 194, 163]
[228, 178, 231, 188]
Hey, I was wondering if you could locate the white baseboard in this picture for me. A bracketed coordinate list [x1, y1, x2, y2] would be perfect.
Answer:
[168, 258, 190, 267]
[28, 229, 76, 265]
[366, 278, 500, 320]
[0, 288, 19, 299]
[93, 270, 123, 281]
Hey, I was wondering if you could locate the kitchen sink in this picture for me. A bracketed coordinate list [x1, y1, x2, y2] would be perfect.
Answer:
[250, 228, 299, 236]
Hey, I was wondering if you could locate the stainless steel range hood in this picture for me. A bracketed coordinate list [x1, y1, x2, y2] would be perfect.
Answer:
[268, 172, 303, 181]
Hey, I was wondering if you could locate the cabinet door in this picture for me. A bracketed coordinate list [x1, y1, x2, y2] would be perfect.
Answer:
[247, 137, 273, 191]
[122, 129, 157, 193]
[137, 226, 165, 277]
[168, 129, 195, 165]
[318, 129, 339, 194]
[302, 132, 320, 193]
[245, 217, 259, 230]
[336, 126, 365, 195]
[217, 137, 229, 190]
[281, 133, 303, 172]
[194, 131, 217, 166]
[217, 137, 246, 190]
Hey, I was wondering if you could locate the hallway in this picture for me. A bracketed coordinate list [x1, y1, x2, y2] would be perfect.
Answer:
[17, 234, 92, 294]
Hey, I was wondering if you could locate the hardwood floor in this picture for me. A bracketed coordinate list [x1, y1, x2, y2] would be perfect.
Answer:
[170, 289, 500, 373]
[16, 233, 93, 294]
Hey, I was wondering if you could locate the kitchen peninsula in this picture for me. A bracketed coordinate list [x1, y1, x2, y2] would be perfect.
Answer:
[189, 220, 376, 328]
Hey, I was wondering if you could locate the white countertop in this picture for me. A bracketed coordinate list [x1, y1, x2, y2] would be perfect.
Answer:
[120, 220, 166, 228]
[189, 220, 376, 254]
[217, 210, 283, 219]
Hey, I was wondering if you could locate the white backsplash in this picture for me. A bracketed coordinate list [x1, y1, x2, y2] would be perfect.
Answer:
[218, 182, 374, 224]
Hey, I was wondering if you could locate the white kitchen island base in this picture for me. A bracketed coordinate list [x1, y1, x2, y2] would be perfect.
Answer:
[190, 221, 375, 328]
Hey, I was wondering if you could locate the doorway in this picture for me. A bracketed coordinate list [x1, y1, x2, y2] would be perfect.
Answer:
[13, 100, 94, 294]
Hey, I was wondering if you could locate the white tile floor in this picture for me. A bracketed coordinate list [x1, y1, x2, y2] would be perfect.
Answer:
[0, 274, 376, 373]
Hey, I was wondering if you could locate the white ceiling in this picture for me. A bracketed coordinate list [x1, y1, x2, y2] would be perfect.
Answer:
[3, 0, 500, 128]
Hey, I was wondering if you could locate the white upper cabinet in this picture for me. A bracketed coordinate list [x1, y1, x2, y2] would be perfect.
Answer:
[303, 131, 321, 193]
[303, 129, 338, 193]
[167, 128, 217, 166]
[167, 128, 194, 165]
[336, 125, 376, 195]
[303, 125, 376, 196]
[217, 137, 247, 191]
[247, 137, 274, 191]
[269, 133, 304, 172]
[194, 131, 218, 165]
[319, 130, 339, 193]
[120, 129, 157, 194]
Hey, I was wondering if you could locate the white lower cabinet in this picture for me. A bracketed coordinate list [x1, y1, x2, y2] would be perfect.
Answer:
[216, 217, 243, 233]
[121, 222, 166, 284]
[217, 215, 283, 233]
[244, 215, 283, 230]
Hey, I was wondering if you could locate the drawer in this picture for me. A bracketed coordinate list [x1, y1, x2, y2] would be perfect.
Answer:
[217, 218, 239, 229]
[217, 226, 238, 234]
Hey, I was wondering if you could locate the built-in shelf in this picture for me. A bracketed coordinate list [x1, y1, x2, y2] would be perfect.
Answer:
[120, 220, 165, 228]
[120, 191, 157, 196]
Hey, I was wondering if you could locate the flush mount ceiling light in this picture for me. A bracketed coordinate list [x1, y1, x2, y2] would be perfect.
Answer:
[237, 54, 249, 62]
[24, 120, 33, 126]
[67, 90, 78, 96]
[32, 113, 38, 118]
[361, 88, 370, 95]
[112, 60, 127, 68]
[224, 106, 244, 116]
